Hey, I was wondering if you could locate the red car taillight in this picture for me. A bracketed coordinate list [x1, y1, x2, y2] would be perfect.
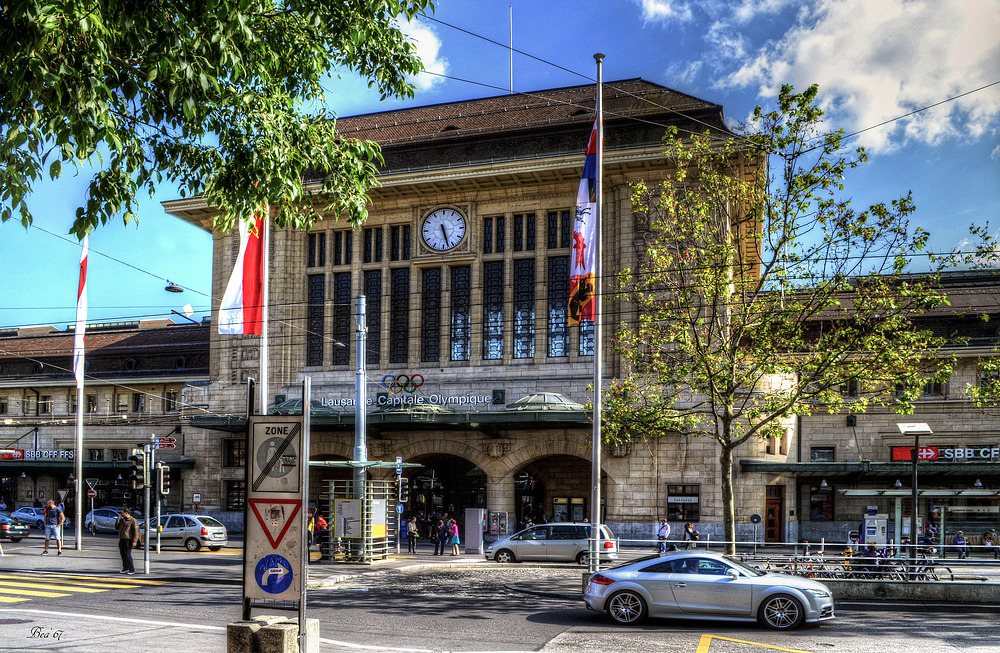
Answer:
[1, 524, 9, 531]
[201, 527, 208, 536]
[590, 574, 615, 586]
[603, 541, 615, 549]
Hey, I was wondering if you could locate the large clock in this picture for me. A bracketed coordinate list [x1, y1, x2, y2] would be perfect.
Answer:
[421, 208, 467, 251]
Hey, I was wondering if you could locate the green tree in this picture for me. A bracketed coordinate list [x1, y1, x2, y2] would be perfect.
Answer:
[1, 0, 433, 238]
[606, 84, 980, 554]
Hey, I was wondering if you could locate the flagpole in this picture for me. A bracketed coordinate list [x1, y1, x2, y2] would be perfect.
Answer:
[260, 211, 270, 414]
[73, 236, 88, 551]
[589, 53, 604, 575]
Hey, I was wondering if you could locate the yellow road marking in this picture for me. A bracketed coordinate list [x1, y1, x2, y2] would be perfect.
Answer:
[0, 596, 32, 603]
[0, 575, 142, 589]
[696, 634, 816, 653]
[0, 581, 105, 593]
[0, 587, 72, 598]
[9, 572, 163, 585]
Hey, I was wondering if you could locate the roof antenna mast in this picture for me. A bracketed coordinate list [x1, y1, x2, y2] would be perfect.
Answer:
[509, 5, 513, 94]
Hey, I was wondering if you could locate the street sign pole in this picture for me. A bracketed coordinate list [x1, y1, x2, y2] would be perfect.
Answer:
[143, 443, 152, 574]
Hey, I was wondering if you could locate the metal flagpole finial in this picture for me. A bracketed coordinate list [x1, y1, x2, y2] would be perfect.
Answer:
[594, 53, 605, 62]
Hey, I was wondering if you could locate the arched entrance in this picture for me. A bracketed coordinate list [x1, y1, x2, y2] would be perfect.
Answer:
[513, 456, 595, 529]
[407, 454, 486, 521]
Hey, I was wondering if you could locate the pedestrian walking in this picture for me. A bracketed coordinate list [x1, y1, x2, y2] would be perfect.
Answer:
[406, 517, 419, 553]
[115, 507, 139, 574]
[682, 522, 700, 549]
[984, 528, 998, 559]
[41, 499, 65, 556]
[449, 518, 461, 556]
[656, 518, 671, 552]
[432, 518, 448, 555]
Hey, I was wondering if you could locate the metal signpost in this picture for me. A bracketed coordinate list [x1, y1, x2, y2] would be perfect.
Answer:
[243, 378, 311, 650]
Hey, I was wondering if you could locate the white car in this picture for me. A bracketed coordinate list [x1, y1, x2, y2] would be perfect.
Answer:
[584, 551, 835, 630]
[485, 522, 618, 565]
[141, 513, 228, 551]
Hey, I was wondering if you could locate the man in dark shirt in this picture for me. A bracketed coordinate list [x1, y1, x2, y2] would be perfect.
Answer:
[42, 500, 65, 556]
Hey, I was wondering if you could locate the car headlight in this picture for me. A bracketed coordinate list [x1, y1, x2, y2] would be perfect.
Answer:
[805, 588, 831, 598]
[485, 545, 493, 552]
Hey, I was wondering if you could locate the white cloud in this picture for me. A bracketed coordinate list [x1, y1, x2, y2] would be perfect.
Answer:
[401, 18, 449, 92]
[719, 0, 1000, 153]
[637, 0, 693, 23]
[729, 0, 797, 24]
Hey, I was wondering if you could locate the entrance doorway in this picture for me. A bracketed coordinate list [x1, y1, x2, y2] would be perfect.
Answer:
[407, 455, 485, 523]
[765, 485, 784, 543]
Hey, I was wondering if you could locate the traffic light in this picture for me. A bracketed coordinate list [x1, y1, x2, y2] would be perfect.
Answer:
[392, 476, 400, 501]
[399, 477, 410, 503]
[127, 448, 147, 489]
[158, 464, 171, 496]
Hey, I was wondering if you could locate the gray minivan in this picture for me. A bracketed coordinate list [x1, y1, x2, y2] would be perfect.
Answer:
[485, 522, 618, 565]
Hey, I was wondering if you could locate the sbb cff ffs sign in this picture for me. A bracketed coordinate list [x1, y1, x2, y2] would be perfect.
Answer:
[892, 446, 1000, 461]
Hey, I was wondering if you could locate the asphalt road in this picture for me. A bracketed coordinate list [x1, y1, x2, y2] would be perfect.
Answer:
[3, 560, 1000, 653]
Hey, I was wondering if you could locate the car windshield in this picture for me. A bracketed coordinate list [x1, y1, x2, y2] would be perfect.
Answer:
[725, 556, 766, 577]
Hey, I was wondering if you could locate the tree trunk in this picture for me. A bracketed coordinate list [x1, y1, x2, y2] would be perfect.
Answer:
[719, 443, 736, 555]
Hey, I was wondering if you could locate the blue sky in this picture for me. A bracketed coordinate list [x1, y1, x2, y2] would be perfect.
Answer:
[2, 0, 998, 328]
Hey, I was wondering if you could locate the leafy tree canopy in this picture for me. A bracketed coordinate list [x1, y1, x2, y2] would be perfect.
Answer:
[0, 0, 433, 238]
[605, 84, 989, 551]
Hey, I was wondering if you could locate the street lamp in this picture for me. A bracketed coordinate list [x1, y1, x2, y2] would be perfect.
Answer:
[898, 422, 933, 561]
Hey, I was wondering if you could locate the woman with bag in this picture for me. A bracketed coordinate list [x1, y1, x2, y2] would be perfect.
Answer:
[449, 518, 461, 556]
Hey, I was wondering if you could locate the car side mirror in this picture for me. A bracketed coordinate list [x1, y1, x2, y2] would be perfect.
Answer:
[726, 569, 740, 579]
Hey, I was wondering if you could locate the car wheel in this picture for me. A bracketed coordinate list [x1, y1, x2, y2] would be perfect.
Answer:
[209, 546, 222, 551]
[758, 594, 805, 630]
[607, 590, 647, 625]
[185, 538, 202, 552]
[35, 519, 43, 529]
[576, 551, 590, 566]
[494, 549, 516, 563]
[10, 537, 22, 543]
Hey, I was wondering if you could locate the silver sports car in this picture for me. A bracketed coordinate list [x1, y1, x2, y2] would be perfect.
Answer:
[584, 551, 835, 630]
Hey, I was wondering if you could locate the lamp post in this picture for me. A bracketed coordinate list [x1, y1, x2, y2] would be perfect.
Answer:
[898, 422, 932, 562]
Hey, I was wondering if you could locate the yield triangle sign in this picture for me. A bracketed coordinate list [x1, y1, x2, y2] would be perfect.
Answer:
[248, 498, 302, 549]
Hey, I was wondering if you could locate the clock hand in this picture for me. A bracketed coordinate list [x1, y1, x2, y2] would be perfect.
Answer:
[441, 224, 449, 243]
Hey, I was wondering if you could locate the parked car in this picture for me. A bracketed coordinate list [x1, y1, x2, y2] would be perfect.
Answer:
[0, 514, 30, 542]
[583, 551, 835, 630]
[85, 508, 123, 534]
[485, 522, 618, 565]
[140, 513, 228, 551]
[11, 506, 70, 529]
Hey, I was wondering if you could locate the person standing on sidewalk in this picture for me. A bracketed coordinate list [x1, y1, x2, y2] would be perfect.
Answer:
[656, 518, 671, 553]
[406, 517, 419, 553]
[432, 518, 448, 556]
[41, 499, 65, 556]
[115, 507, 139, 574]
[448, 518, 461, 556]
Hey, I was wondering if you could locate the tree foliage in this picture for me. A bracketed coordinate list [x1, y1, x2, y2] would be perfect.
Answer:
[605, 84, 983, 552]
[0, 0, 433, 238]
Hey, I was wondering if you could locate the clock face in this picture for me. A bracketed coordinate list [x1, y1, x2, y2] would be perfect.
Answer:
[421, 208, 467, 251]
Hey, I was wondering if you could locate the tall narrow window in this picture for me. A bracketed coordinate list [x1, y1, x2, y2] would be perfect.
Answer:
[332, 272, 351, 365]
[451, 266, 471, 361]
[390, 225, 411, 261]
[526, 214, 536, 250]
[333, 230, 353, 266]
[495, 216, 505, 253]
[483, 261, 504, 360]
[514, 214, 524, 251]
[547, 257, 569, 357]
[307, 232, 326, 268]
[513, 260, 535, 359]
[483, 217, 494, 254]
[513, 213, 536, 252]
[579, 320, 594, 356]
[421, 268, 442, 363]
[364, 227, 383, 263]
[390, 269, 410, 364]
[364, 271, 382, 365]
[306, 274, 325, 366]
[164, 390, 178, 412]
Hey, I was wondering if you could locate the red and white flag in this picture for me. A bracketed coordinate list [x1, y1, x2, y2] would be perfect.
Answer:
[219, 214, 265, 335]
[73, 236, 88, 388]
[569, 117, 600, 325]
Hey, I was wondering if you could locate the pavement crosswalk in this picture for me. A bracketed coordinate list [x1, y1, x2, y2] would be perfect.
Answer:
[0, 572, 164, 604]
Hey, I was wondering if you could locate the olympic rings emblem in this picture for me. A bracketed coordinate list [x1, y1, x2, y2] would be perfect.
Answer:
[382, 374, 425, 394]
